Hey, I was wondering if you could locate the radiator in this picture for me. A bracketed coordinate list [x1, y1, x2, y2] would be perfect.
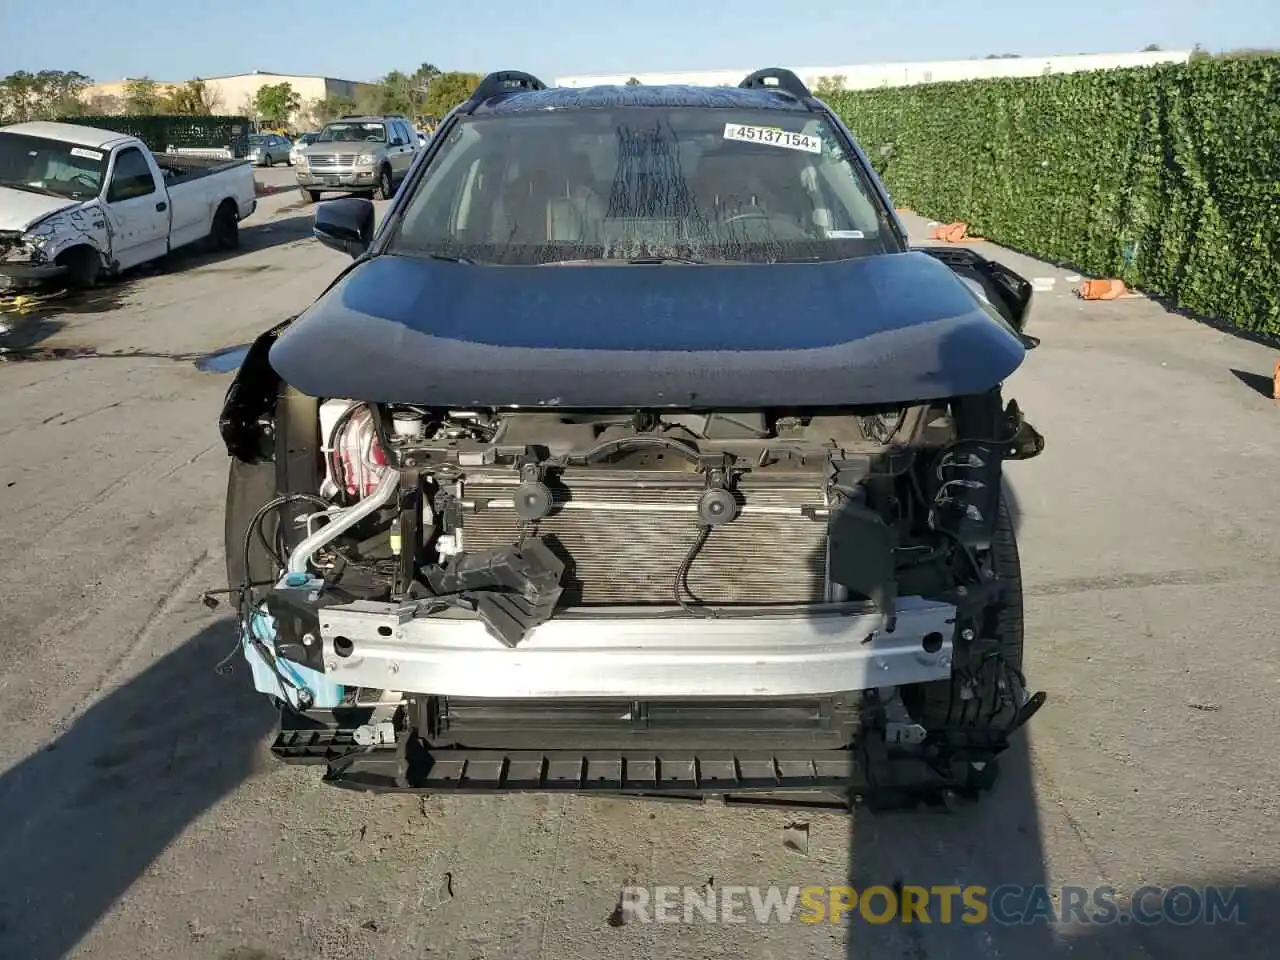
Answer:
[455, 471, 829, 606]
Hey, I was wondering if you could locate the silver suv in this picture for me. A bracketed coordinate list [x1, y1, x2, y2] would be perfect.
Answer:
[295, 115, 419, 203]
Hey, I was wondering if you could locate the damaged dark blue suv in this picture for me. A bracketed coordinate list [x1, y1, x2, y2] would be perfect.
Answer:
[219, 68, 1045, 810]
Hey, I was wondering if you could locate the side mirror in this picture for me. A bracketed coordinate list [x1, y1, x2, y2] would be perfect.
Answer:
[314, 197, 375, 257]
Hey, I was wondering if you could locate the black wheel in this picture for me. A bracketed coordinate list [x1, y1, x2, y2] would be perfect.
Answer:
[59, 246, 101, 289]
[211, 201, 240, 250]
[373, 166, 393, 201]
[225, 457, 280, 606]
[903, 495, 1024, 730]
[224, 384, 319, 600]
[301, 188, 320, 204]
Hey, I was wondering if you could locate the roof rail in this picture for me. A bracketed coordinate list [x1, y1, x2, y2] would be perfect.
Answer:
[468, 70, 547, 106]
[739, 68, 812, 101]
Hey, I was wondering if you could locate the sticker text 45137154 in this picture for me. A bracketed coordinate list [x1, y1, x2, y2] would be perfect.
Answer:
[722, 123, 822, 154]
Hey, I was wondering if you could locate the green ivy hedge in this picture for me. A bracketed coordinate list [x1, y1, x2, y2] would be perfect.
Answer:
[824, 57, 1280, 335]
[59, 114, 253, 158]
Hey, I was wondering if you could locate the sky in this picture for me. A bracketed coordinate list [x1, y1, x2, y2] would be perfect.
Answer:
[2, 0, 1277, 84]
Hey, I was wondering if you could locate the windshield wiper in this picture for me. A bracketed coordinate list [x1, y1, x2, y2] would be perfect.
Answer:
[539, 256, 708, 266]
[625, 256, 705, 265]
[415, 252, 476, 264]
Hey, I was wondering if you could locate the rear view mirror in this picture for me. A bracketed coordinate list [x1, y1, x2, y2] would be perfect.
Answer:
[314, 197, 375, 257]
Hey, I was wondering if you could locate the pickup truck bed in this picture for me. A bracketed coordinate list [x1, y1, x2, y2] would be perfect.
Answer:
[155, 152, 251, 181]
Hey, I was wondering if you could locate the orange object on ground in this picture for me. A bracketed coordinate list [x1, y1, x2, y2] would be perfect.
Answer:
[1273, 359, 1280, 400]
[929, 221, 970, 242]
[1078, 278, 1129, 300]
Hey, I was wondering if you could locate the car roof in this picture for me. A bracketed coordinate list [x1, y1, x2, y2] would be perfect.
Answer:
[325, 116, 401, 123]
[0, 120, 136, 150]
[471, 83, 813, 116]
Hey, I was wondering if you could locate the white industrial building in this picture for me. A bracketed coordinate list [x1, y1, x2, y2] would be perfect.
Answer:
[555, 50, 1191, 90]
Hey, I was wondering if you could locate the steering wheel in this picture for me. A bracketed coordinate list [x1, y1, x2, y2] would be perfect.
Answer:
[71, 173, 100, 192]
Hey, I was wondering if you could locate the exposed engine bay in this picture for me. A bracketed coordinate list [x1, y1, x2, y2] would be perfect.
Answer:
[284, 397, 1039, 628]
[219, 383, 1045, 809]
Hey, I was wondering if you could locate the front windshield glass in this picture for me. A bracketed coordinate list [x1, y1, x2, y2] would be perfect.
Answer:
[317, 122, 387, 143]
[248, 135, 266, 145]
[389, 107, 898, 265]
[0, 132, 107, 201]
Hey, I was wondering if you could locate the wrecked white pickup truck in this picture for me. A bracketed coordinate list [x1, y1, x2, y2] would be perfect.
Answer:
[0, 121, 258, 289]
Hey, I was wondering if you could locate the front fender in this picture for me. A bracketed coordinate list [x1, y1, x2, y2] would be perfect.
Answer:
[219, 317, 295, 462]
[26, 203, 111, 266]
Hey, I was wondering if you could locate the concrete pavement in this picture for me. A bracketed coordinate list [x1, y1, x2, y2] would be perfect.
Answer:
[0, 192, 1276, 960]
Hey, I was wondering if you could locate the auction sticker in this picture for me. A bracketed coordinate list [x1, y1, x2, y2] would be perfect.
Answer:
[70, 147, 104, 161]
[723, 123, 822, 154]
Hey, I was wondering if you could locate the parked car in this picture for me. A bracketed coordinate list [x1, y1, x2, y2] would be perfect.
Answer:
[289, 132, 318, 166]
[0, 120, 257, 289]
[293, 115, 419, 203]
[219, 70, 1046, 811]
[248, 133, 292, 167]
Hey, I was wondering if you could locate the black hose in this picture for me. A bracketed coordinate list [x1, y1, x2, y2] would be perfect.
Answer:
[328, 402, 399, 503]
[673, 524, 718, 618]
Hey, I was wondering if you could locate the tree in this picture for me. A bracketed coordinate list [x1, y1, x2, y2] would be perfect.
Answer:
[1142, 43, 1162, 52]
[308, 95, 358, 126]
[625, 76, 641, 86]
[984, 53, 1021, 59]
[123, 77, 162, 114]
[0, 69, 92, 122]
[161, 78, 221, 115]
[423, 71, 483, 118]
[83, 92, 123, 116]
[377, 69, 417, 115]
[813, 74, 847, 95]
[254, 81, 301, 126]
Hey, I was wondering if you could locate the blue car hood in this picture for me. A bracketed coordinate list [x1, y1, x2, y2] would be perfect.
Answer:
[269, 251, 1027, 408]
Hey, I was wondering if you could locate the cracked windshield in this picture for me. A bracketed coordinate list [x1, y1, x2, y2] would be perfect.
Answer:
[0, 0, 1277, 958]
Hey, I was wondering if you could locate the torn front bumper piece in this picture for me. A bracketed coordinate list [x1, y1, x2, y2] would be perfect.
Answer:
[0, 233, 63, 291]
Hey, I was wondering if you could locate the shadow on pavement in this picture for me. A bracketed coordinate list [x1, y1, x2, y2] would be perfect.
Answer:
[845, 470, 1054, 956]
[156, 215, 316, 273]
[1229, 367, 1276, 399]
[0, 618, 276, 960]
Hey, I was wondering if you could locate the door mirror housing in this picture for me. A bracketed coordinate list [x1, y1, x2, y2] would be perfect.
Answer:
[314, 197, 375, 257]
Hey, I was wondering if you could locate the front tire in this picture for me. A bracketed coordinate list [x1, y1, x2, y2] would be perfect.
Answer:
[373, 166, 393, 201]
[301, 188, 320, 204]
[903, 495, 1024, 730]
[59, 247, 101, 289]
[225, 457, 280, 603]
